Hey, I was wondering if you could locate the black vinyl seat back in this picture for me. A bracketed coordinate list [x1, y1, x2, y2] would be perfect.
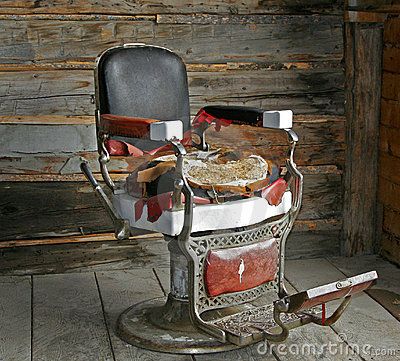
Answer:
[96, 44, 191, 134]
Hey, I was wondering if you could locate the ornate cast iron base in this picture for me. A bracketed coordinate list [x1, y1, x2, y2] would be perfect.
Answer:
[116, 238, 323, 354]
[117, 294, 322, 354]
[117, 296, 241, 354]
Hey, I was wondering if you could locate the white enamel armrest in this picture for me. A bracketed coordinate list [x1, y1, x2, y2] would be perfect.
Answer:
[150, 120, 183, 141]
[263, 110, 293, 129]
[263, 110, 298, 143]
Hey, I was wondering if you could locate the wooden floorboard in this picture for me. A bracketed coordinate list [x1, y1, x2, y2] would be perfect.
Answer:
[32, 273, 113, 361]
[95, 269, 191, 361]
[0, 276, 31, 361]
[286, 258, 400, 361]
[0, 257, 398, 361]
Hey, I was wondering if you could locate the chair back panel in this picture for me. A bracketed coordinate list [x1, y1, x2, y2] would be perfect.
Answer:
[96, 45, 191, 132]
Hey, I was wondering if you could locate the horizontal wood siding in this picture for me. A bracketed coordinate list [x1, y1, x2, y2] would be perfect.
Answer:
[0, 16, 343, 64]
[0, 66, 344, 116]
[0, 1, 344, 15]
[379, 15, 400, 265]
[0, 2, 345, 261]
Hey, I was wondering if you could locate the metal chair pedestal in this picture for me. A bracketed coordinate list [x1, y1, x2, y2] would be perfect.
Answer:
[117, 238, 241, 354]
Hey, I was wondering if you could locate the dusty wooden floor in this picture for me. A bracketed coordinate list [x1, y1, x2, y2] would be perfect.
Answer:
[1, 255, 399, 361]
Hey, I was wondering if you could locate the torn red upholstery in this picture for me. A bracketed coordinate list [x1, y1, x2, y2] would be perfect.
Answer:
[103, 108, 232, 157]
[105, 139, 144, 157]
[261, 178, 288, 206]
[192, 108, 232, 131]
[105, 130, 192, 156]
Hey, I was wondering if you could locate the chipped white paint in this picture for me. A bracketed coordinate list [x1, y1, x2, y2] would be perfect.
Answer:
[238, 259, 245, 283]
[160, 334, 197, 342]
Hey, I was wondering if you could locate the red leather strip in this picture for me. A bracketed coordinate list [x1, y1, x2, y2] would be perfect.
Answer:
[146, 192, 173, 222]
[134, 191, 211, 223]
[134, 199, 146, 221]
[261, 178, 288, 206]
[204, 238, 279, 297]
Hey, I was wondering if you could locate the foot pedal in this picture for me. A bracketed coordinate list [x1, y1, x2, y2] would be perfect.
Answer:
[210, 303, 321, 346]
[205, 271, 377, 346]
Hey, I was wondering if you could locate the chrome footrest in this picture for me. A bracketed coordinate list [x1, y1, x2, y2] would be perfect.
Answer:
[209, 304, 322, 346]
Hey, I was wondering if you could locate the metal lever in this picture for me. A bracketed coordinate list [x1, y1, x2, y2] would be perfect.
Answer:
[262, 298, 290, 342]
[170, 139, 187, 211]
[191, 122, 210, 151]
[284, 128, 299, 143]
[80, 161, 130, 240]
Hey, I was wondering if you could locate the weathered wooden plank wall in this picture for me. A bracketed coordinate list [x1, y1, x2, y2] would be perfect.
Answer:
[378, 15, 400, 265]
[0, 1, 344, 15]
[0, 1, 345, 259]
[342, 18, 383, 256]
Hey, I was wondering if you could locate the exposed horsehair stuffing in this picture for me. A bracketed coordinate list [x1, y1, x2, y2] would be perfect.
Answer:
[186, 156, 268, 185]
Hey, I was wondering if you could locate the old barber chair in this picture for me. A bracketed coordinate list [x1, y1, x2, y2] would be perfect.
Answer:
[81, 44, 378, 354]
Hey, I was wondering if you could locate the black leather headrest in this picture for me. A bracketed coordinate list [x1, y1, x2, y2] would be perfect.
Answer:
[96, 45, 191, 133]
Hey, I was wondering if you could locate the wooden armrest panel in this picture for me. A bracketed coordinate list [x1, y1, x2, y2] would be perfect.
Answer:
[99, 114, 159, 139]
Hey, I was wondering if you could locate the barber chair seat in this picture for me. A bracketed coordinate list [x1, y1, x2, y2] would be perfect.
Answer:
[81, 44, 378, 354]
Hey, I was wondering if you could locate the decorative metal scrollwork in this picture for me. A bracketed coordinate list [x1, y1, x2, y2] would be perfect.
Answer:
[188, 213, 291, 313]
